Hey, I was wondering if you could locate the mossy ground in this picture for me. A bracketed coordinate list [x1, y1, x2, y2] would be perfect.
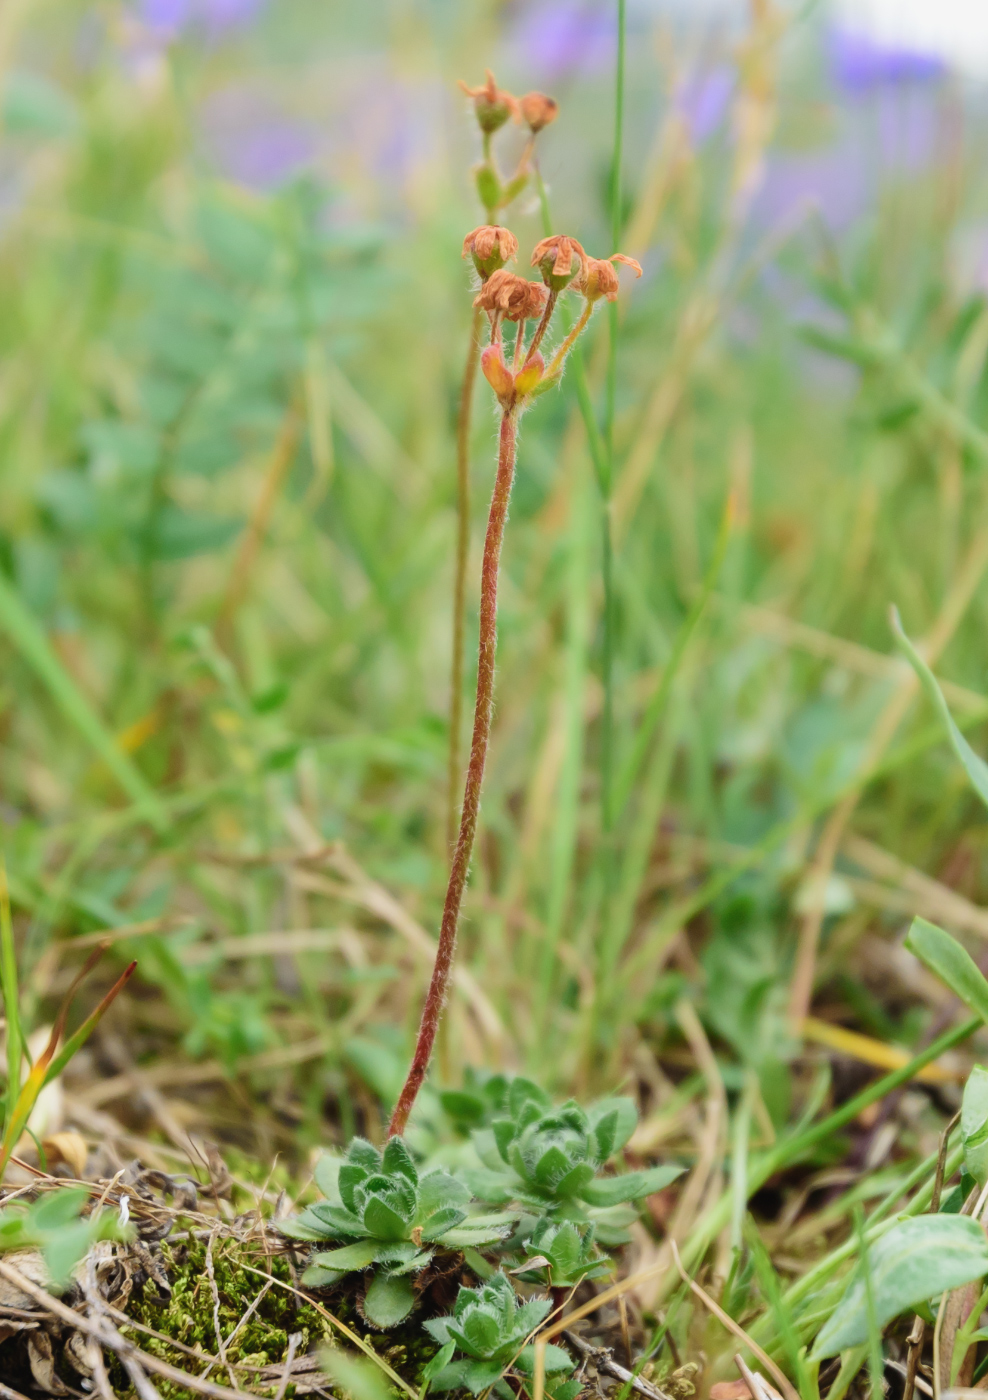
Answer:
[112, 1237, 441, 1399]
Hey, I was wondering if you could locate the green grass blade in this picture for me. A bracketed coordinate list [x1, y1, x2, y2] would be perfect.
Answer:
[535, 460, 592, 1020]
[891, 605, 988, 808]
[614, 493, 734, 818]
[0, 572, 168, 832]
[904, 916, 988, 1025]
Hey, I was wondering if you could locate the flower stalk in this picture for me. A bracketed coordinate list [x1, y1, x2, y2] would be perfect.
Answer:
[390, 408, 519, 1138]
[390, 227, 642, 1136]
[446, 77, 559, 851]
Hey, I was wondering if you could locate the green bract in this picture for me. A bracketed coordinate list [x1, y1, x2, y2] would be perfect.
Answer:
[514, 1218, 611, 1289]
[463, 1080, 683, 1244]
[423, 1272, 573, 1397]
[279, 1136, 515, 1327]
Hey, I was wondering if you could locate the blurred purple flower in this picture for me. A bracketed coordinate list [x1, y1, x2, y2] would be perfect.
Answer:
[676, 65, 733, 145]
[199, 87, 315, 189]
[829, 24, 944, 93]
[138, 0, 265, 38]
[512, 0, 615, 79]
[753, 143, 870, 235]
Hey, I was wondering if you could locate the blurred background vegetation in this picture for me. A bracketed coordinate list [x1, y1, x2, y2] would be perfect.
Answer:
[3, 0, 988, 1188]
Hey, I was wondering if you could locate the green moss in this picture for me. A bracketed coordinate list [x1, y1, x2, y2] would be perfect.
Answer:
[106, 1237, 444, 1399]
[109, 1239, 334, 1398]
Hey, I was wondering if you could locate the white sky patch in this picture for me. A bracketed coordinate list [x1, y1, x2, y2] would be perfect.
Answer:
[830, 0, 988, 78]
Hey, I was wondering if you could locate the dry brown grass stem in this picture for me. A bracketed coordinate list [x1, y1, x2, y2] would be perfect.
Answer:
[717, 596, 987, 712]
[669, 1241, 800, 1400]
[788, 521, 988, 1027]
[669, 998, 728, 1241]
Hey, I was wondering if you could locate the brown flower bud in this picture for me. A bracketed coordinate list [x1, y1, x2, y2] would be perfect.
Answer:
[474, 269, 549, 323]
[458, 70, 519, 135]
[520, 91, 559, 133]
[531, 234, 585, 291]
[580, 252, 643, 303]
[462, 224, 519, 280]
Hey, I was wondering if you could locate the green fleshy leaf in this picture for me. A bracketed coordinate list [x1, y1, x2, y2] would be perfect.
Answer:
[301, 1263, 345, 1287]
[363, 1196, 411, 1241]
[422, 1342, 457, 1383]
[363, 1271, 416, 1328]
[811, 1214, 988, 1358]
[418, 1171, 471, 1217]
[517, 1344, 574, 1376]
[310, 1240, 381, 1272]
[314, 1153, 342, 1201]
[382, 1136, 419, 1186]
[581, 1164, 684, 1207]
[420, 1207, 469, 1241]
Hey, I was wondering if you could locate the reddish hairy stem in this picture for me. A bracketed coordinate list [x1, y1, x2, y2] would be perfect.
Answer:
[447, 305, 484, 851]
[524, 289, 557, 365]
[389, 409, 519, 1136]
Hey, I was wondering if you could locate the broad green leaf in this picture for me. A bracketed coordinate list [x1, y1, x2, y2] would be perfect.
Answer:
[427, 1360, 470, 1393]
[301, 1263, 344, 1287]
[905, 918, 988, 1026]
[418, 1171, 471, 1217]
[310, 1240, 380, 1272]
[382, 1136, 418, 1186]
[2, 70, 78, 136]
[811, 1214, 988, 1358]
[553, 1163, 596, 1198]
[462, 1360, 504, 1396]
[441, 1224, 512, 1247]
[459, 1167, 513, 1204]
[963, 1066, 988, 1186]
[362, 1197, 410, 1241]
[314, 1153, 343, 1201]
[419, 1207, 468, 1241]
[319, 1348, 394, 1400]
[517, 1344, 574, 1376]
[581, 1164, 684, 1207]
[276, 1212, 332, 1242]
[422, 1341, 456, 1383]
[363, 1271, 416, 1328]
[892, 609, 988, 809]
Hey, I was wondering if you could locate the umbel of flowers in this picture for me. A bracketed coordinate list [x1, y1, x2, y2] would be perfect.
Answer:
[462, 228, 641, 412]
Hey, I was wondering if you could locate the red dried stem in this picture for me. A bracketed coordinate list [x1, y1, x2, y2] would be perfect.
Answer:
[447, 305, 485, 851]
[389, 408, 519, 1136]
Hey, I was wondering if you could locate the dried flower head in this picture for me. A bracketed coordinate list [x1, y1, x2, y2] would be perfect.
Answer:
[580, 253, 643, 303]
[520, 91, 559, 133]
[462, 225, 519, 280]
[531, 234, 586, 291]
[475, 269, 549, 323]
[458, 71, 519, 135]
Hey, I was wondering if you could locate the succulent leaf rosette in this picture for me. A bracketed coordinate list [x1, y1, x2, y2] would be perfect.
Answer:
[514, 1218, 611, 1290]
[462, 1080, 683, 1244]
[424, 1272, 576, 1397]
[280, 1137, 515, 1327]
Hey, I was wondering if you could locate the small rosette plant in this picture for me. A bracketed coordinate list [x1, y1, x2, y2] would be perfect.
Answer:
[440, 1068, 513, 1136]
[280, 1136, 515, 1326]
[514, 1217, 611, 1290]
[463, 1080, 683, 1244]
[423, 1272, 576, 1398]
